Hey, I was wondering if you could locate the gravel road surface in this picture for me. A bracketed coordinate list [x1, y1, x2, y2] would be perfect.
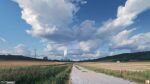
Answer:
[70, 65, 137, 84]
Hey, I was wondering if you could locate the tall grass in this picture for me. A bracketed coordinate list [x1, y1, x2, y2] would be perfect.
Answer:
[0, 64, 72, 84]
[80, 65, 150, 83]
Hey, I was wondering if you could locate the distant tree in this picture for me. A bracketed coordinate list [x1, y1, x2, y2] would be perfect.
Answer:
[43, 56, 48, 60]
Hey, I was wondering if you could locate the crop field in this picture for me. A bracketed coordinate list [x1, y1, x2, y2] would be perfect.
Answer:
[79, 62, 150, 71]
[79, 62, 150, 83]
[0, 61, 64, 68]
[0, 61, 72, 84]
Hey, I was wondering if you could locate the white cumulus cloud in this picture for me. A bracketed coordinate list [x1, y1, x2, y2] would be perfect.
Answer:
[0, 44, 31, 56]
[97, 0, 150, 38]
[15, 0, 82, 42]
[14, 0, 150, 59]
[14, 44, 31, 56]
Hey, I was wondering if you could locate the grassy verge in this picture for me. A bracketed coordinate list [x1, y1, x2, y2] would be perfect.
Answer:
[79, 65, 150, 84]
[0, 63, 72, 84]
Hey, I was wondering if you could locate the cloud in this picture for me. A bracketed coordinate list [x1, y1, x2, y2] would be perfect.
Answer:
[110, 29, 136, 50]
[80, 1, 87, 4]
[72, 0, 87, 5]
[131, 33, 150, 51]
[15, 0, 82, 42]
[0, 37, 6, 43]
[96, 51, 110, 57]
[14, 44, 31, 56]
[14, 0, 150, 59]
[14, 0, 98, 54]
[0, 44, 31, 56]
[45, 43, 68, 52]
[107, 0, 150, 52]
[77, 20, 96, 41]
[94, 0, 150, 52]
[68, 49, 83, 55]
[110, 29, 150, 52]
[78, 0, 150, 53]
[79, 39, 100, 52]
[0, 49, 12, 55]
[97, 0, 150, 38]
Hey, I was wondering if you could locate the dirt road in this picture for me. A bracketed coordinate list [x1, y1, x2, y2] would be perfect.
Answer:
[70, 65, 137, 84]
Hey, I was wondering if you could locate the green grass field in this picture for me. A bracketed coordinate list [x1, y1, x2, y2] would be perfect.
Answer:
[0, 63, 72, 84]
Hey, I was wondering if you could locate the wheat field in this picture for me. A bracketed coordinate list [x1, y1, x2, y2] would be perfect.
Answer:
[0, 61, 64, 68]
[79, 62, 150, 71]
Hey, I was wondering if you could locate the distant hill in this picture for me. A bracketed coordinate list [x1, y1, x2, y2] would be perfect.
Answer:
[0, 55, 39, 61]
[86, 51, 150, 62]
[1, 51, 150, 62]
[0, 55, 65, 62]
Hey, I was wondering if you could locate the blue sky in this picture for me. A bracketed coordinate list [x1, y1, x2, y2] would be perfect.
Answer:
[0, 1, 42, 48]
[0, 0, 44, 55]
[0, 0, 150, 60]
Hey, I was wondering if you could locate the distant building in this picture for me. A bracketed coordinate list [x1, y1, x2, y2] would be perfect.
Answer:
[43, 56, 48, 60]
[116, 61, 120, 63]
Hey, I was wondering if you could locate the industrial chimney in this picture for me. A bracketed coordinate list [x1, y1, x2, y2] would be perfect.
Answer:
[64, 49, 68, 57]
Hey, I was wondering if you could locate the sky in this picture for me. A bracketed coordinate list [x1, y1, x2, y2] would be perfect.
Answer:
[0, 0, 150, 60]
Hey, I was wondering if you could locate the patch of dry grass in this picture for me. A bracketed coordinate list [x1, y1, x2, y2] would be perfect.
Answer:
[79, 62, 150, 71]
[0, 61, 64, 68]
